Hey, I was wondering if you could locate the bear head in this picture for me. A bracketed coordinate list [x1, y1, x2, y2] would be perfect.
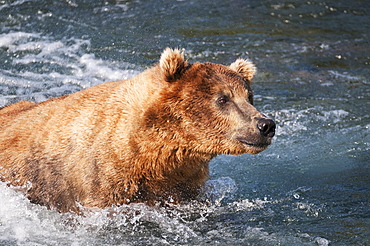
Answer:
[143, 48, 275, 156]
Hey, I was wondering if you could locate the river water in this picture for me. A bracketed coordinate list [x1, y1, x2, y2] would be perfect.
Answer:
[0, 0, 369, 245]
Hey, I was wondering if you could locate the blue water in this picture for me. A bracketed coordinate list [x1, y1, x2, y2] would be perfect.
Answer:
[0, 0, 369, 245]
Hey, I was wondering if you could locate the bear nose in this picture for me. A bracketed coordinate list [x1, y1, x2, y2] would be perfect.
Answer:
[257, 118, 276, 138]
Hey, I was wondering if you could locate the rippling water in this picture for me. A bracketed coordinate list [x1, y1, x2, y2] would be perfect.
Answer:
[0, 0, 369, 245]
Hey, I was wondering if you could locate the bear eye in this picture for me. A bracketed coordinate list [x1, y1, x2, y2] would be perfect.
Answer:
[217, 95, 230, 106]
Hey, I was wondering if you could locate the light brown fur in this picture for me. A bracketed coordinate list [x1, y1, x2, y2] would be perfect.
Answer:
[0, 48, 274, 213]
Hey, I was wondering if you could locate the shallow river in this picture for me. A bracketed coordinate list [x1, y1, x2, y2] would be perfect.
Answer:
[0, 0, 369, 245]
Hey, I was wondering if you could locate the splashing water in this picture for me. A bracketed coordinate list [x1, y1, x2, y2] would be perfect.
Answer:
[0, 0, 369, 245]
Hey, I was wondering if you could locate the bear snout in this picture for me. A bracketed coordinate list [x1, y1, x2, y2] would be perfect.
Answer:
[257, 118, 276, 138]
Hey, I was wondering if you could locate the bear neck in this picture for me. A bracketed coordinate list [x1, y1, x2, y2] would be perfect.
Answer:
[130, 133, 216, 169]
[129, 138, 214, 203]
[127, 129, 216, 180]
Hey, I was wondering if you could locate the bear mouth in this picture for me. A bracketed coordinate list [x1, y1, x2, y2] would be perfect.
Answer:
[236, 137, 270, 149]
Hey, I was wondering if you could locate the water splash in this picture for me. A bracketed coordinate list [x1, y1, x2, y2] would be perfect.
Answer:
[0, 32, 139, 106]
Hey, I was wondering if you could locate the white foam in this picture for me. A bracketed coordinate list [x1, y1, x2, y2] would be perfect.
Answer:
[232, 197, 272, 211]
[271, 107, 351, 138]
[0, 32, 140, 106]
[322, 109, 349, 123]
[0, 0, 33, 11]
[0, 32, 38, 48]
[0, 182, 57, 243]
[328, 70, 360, 81]
[1, 175, 333, 245]
[79, 54, 138, 82]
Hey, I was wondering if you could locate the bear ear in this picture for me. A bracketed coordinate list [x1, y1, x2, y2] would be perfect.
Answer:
[229, 58, 257, 81]
[159, 48, 188, 82]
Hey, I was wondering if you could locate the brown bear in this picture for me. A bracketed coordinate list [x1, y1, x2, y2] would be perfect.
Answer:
[0, 48, 275, 213]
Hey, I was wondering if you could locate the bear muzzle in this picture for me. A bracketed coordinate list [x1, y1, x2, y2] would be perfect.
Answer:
[234, 117, 276, 154]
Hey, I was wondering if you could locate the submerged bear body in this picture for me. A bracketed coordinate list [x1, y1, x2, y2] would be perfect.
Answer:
[0, 48, 275, 213]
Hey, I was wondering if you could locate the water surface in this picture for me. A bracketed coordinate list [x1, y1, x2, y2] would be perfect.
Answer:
[0, 0, 369, 245]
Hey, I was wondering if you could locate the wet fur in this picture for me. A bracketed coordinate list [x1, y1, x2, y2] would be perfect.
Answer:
[0, 48, 271, 213]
